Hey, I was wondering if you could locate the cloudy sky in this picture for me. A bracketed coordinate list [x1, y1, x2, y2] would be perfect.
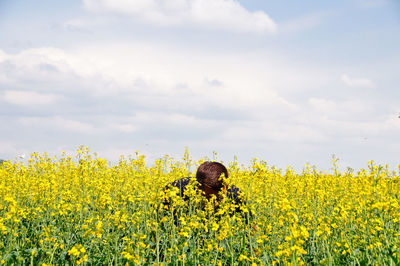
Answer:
[0, 0, 399, 170]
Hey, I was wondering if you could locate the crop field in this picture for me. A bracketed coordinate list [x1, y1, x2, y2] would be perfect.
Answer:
[0, 147, 400, 265]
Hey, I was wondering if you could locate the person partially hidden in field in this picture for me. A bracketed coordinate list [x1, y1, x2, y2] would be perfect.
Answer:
[162, 161, 247, 216]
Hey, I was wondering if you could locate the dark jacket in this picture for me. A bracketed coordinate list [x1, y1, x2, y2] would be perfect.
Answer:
[163, 177, 245, 212]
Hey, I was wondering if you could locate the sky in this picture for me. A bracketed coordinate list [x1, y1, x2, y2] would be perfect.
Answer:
[0, 0, 399, 171]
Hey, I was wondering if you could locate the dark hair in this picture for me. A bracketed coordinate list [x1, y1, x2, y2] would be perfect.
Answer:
[196, 161, 228, 190]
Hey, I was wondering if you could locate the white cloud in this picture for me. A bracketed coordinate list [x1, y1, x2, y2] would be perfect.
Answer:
[0, 50, 10, 83]
[0, 141, 20, 155]
[223, 121, 326, 143]
[0, 47, 100, 90]
[132, 112, 220, 129]
[18, 116, 95, 133]
[385, 115, 400, 130]
[74, 42, 297, 112]
[1, 44, 296, 113]
[308, 97, 377, 122]
[314, 116, 398, 138]
[309, 98, 334, 112]
[3, 44, 397, 171]
[110, 123, 138, 133]
[341, 74, 374, 88]
[280, 12, 329, 33]
[2, 90, 61, 106]
[101, 112, 220, 136]
[307, 98, 400, 142]
[0, 49, 7, 63]
[12, 47, 96, 78]
[82, 0, 277, 33]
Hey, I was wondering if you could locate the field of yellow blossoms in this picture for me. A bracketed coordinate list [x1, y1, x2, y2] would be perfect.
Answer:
[0, 146, 399, 265]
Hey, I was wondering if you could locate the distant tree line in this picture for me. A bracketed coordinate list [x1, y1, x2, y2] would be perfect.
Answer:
[0, 159, 5, 165]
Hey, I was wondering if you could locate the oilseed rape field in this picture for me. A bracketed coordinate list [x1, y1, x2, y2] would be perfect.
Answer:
[1, 147, 400, 265]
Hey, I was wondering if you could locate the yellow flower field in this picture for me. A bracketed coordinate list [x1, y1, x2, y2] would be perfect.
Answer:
[0, 146, 399, 265]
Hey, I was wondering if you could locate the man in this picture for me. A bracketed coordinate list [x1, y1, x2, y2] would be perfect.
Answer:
[163, 161, 244, 213]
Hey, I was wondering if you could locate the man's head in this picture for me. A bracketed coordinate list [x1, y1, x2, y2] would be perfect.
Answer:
[196, 161, 228, 199]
